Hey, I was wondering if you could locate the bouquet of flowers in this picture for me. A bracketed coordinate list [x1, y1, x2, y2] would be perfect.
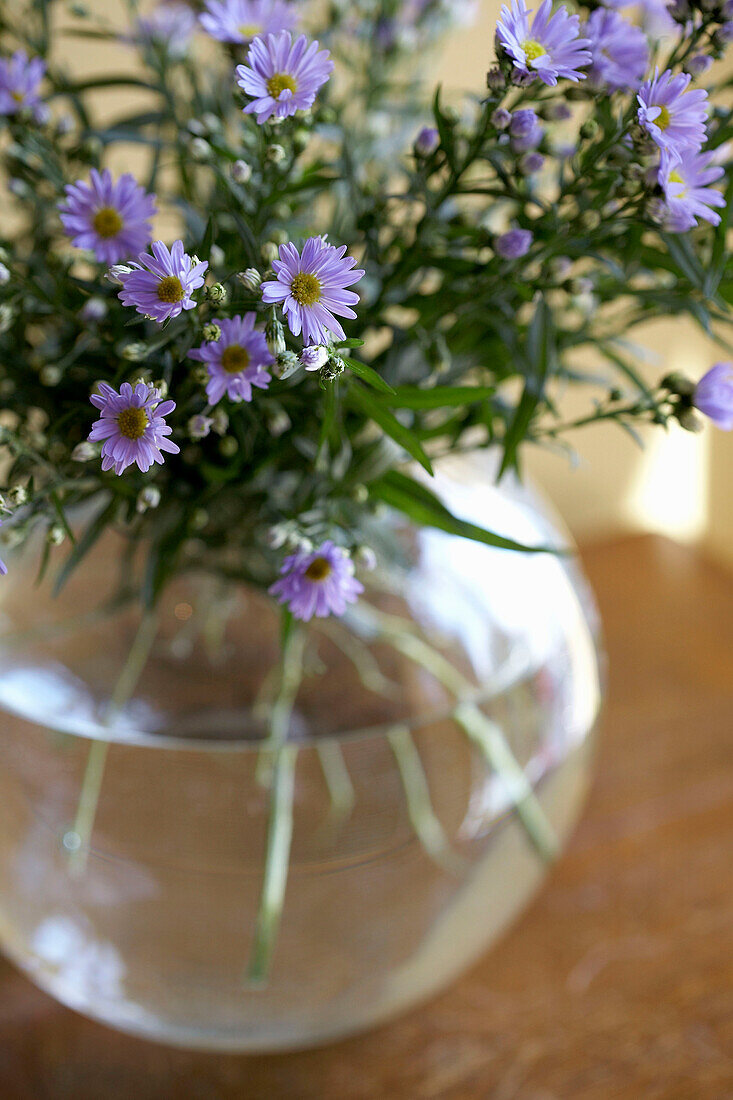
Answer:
[1, 0, 732, 980]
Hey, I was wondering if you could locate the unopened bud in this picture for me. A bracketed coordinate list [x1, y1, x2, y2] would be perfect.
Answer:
[354, 545, 377, 571]
[321, 356, 345, 381]
[677, 407, 704, 433]
[205, 282, 227, 304]
[273, 351, 301, 379]
[265, 316, 287, 356]
[202, 321, 221, 342]
[231, 159, 252, 183]
[136, 486, 161, 513]
[48, 524, 66, 546]
[237, 267, 262, 292]
[122, 341, 148, 362]
[71, 441, 98, 462]
[300, 345, 329, 371]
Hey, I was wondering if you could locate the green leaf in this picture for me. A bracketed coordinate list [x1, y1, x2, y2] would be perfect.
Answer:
[500, 297, 554, 478]
[370, 471, 561, 554]
[335, 338, 365, 349]
[342, 357, 395, 394]
[349, 386, 433, 474]
[388, 385, 495, 410]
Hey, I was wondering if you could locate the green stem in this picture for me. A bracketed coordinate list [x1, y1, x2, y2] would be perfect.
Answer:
[247, 744, 298, 987]
[66, 609, 159, 876]
[248, 616, 305, 983]
[387, 724, 466, 876]
[316, 740, 355, 823]
[454, 703, 558, 863]
[354, 605, 558, 863]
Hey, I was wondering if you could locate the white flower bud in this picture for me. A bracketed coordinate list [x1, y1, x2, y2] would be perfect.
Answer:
[237, 267, 262, 292]
[71, 441, 98, 462]
[231, 159, 252, 183]
[47, 524, 66, 546]
[105, 264, 133, 286]
[0, 263, 10, 285]
[80, 297, 107, 322]
[136, 486, 161, 514]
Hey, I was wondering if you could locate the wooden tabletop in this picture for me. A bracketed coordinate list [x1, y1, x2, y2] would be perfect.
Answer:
[1, 535, 732, 1099]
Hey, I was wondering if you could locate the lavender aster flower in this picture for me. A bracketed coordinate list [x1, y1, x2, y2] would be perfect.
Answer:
[261, 237, 365, 345]
[189, 313, 274, 404]
[134, 3, 197, 58]
[118, 240, 208, 323]
[658, 147, 725, 232]
[236, 32, 333, 125]
[510, 108, 543, 152]
[693, 363, 733, 430]
[200, 0, 296, 45]
[496, 0, 591, 87]
[637, 69, 708, 157]
[88, 382, 180, 475]
[496, 228, 533, 259]
[0, 51, 45, 117]
[59, 170, 157, 266]
[269, 540, 364, 621]
[585, 9, 648, 93]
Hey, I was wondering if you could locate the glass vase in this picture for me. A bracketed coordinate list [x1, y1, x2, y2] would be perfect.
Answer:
[0, 453, 602, 1051]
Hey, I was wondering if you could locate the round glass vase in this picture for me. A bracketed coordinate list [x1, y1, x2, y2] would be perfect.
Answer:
[0, 453, 602, 1052]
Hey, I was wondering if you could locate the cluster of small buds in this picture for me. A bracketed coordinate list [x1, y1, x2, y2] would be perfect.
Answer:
[237, 268, 262, 293]
[321, 356, 345, 382]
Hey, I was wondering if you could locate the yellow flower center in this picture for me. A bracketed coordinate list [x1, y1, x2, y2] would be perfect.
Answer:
[656, 105, 671, 131]
[93, 206, 123, 239]
[266, 72, 297, 98]
[669, 170, 683, 184]
[117, 406, 148, 441]
[11, 91, 24, 103]
[290, 272, 322, 306]
[221, 344, 250, 374]
[238, 22, 261, 38]
[305, 556, 332, 582]
[157, 275, 185, 303]
[522, 39, 546, 62]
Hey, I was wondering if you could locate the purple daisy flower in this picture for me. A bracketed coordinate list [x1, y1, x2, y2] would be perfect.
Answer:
[118, 240, 208, 323]
[496, 0, 591, 87]
[0, 51, 45, 117]
[59, 170, 157, 266]
[585, 9, 648, 93]
[235, 31, 334, 125]
[133, 3, 197, 58]
[658, 147, 725, 233]
[269, 540, 364, 621]
[693, 363, 733, 430]
[89, 382, 180, 475]
[200, 0, 296, 45]
[261, 237, 365, 346]
[189, 313, 274, 404]
[637, 69, 708, 157]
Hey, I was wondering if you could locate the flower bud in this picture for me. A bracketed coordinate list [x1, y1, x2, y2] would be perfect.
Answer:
[415, 127, 439, 156]
[273, 351, 301, 379]
[491, 108, 512, 130]
[211, 408, 229, 436]
[262, 241, 280, 264]
[188, 414, 213, 441]
[189, 137, 211, 161]
[237, 267, 262, 292]
[0, 263, 10, 286]
[300, 345, 330, 371]
[7, 486, 27, 507]
[661, 371, 695, 397]
[122, 342, 149, 362]
[354, 545, 377, 571]
[71, 441, 98, 462]
[231, 159, 252, 183]
[219, 436, 238, 458]
[265, 316, 287, 356]
[202, 321, 221, 342]
[136, 486, 161, 514]
[266, 144, 286, 165]
[105, 264, 132, 286]
[321, 356, 345, 381]
[80, 297, 107, 323]
[40, 365, 62, 386]
[677, 407, 704, 433]
[47, 524, 66, 546]
[205, 282, 227, 304]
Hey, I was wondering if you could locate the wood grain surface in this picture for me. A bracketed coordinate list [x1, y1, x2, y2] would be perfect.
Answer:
[1, 536, 731, 1099]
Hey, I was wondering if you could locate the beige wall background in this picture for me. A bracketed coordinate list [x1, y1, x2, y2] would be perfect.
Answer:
[58, 1, 732, 562]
